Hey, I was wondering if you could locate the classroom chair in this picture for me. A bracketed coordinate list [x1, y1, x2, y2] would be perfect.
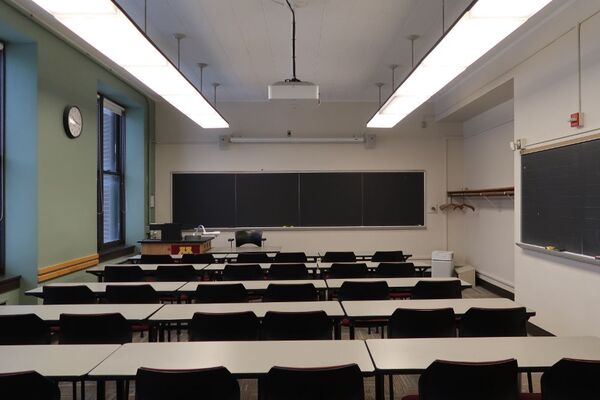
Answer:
[402, 359, 520, 400]
[321, 251, 356, 263]
[105, 284, 159, 304]
[538, 358, 600, 400]
[261, 311, 332, 340]
[189, 311, 260, 341]
[229, 230, 265, 247]
[0, 371, 60, 400]
[236, 252, 272, 263]
[375, 262, 416, 278]
[268, 263, 310, 280]
[58, 313, 132, 344]
[104, 265, 145, 282]
[42, 285, 97, 305]
[273, 252, 308, 263]
[194, 283, 249, 303]
[338, 281, 390, 339]
[263, 364, 364, 400]
[180, 253, 216, 264]
[410, 280, 462, 299]
[139, 254, 174, 264]
[262, 283, 318, 302]
[155, 265, 197, 282]
[0, 314, 52, 345]
[327, 263, 369, 279]
[459, 307, 528, 338]
[371, 250, 406, 262]
[222, 264, 264, 281]
[135, 366, 240, 400]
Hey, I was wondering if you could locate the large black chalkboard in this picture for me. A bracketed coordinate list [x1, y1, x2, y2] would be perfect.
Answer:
[522, 138, 600, 256]
[172, 171, 424, 228]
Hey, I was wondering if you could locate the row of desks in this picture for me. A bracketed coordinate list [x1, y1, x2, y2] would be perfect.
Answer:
[2, 337, 599, 399]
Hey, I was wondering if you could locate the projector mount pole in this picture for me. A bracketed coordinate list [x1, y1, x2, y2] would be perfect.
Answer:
[285, 0, 300, 82]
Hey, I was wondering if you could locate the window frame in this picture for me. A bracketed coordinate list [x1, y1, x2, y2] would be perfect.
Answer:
[97, 94, 126, 251]
[0, 42, 5, 274]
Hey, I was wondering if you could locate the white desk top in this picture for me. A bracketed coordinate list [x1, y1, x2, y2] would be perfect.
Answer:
[88, 264, 209, 272]
[179, 280, 328, 292]
[342, 298, 535, 318]
[0, 304, 163, 322]
[129, 254, 229, 261]
[366, 336, 600, 373]
[318, 261, 431, 269]
[209, 247, 281, 254]
[26, 282, 187, 295]
[204, 262, 319, 271]
[89, 340, 374, 378]
[149, 301, 345, 322]
[0, 344, 120, 378]
[325, 278, 470, 290]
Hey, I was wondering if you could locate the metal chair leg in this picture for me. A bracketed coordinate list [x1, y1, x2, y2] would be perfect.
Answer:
[389, 374, 394, 400]
[527, 371, 534, 393]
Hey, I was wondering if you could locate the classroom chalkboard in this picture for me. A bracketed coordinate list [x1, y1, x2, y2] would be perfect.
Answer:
[172, 171, 425, 228]
[521, 138, 600, 256]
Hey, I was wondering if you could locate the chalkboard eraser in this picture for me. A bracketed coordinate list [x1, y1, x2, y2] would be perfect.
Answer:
[544, 245, 556, 251]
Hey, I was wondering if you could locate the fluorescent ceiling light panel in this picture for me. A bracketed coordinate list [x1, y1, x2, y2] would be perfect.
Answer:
[368, 0, 551, 128]
[32, 0, 228, 129]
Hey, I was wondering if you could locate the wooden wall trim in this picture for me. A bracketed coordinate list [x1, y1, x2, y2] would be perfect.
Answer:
[38, 254, 99, 283]
[521, 132, 600, 154]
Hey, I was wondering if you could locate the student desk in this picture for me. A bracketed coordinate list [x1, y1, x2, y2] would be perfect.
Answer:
[178, 279, 328, 296]
[318, 251, 413, 262]
[202, 262, 320, 278]
[208, 246, 281, 254]
[366, 336, 600, 400]
[149, 301, 345, 340]
[86, 264, 209, 282]
[318, 261, 431, 275]
[26, 282, 188, 299]
[326, 277, 470, 290]
[127, 253, 230, 263]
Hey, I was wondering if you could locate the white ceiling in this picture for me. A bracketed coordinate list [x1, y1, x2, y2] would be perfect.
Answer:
[115, 0, 472, 102]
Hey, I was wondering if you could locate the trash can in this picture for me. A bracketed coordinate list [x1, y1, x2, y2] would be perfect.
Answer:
[431, 250, 454, 277]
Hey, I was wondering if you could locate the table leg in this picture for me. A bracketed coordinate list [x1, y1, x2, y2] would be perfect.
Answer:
[375, 373, 385, 400]
[349, 324, 355, 340]
[80, 379, 86, 400]
[97, 381, 106, 400]
[158, 323, 165, 342]
[334, 321, 341, 340]
[116, 380, 125, 400]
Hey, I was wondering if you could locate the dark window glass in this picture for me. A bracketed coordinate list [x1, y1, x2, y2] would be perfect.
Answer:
[0, 43, 5, 274]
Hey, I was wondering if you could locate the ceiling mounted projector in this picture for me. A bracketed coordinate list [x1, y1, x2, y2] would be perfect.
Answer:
[269, 0, 319, 102]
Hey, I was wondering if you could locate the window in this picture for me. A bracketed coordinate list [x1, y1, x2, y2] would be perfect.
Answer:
[97, 95, 125, 250]
[0, 42, 5, 274]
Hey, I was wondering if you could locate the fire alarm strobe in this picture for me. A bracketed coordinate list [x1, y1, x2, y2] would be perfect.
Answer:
[569, 112, 583, 128]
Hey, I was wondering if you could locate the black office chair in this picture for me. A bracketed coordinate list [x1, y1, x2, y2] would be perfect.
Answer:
[0, 371, 60, 400]
[262, 283, 318, 302]
[459, 307, 528, 338]
[135, 366, 240, 400]
[189, 312, 260, 341]
[263, 364, 364, 400]
[236, 253, 272, 263]
[410, 280, 462, 299]
[0, 314, 52, 345]
[194, 283, 249, 303]
[139, 254, 174, 264]
[540, 358, 600, 400]
[58, 313, 132, 344]
[322, 251, 356, 263]
[155, 265, 197, 282]
[327, 263, 369, 279]
[104, 265, 145, 282]
[372, 251, 406, 262]
[375, 262, 416, 278]
[180, 253, 216, 264]
[42, 285, 97, 304]
[402, 359, 520, 400]
[262, 311, 332, 340]
[338, 281, 390, 301]
[388, 308, 457, 338]
[229, 230, 265, 247]
[268, 264, 310, 280]
[273, 252, 308, 263]
[222, 264, 264, 281]
[105, 284, 160, 304]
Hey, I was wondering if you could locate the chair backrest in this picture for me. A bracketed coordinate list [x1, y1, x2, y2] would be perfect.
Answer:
[0, 371, 60, 400]
[262, 311, 332, 340]
[411, 280, 462, 299]
[0, 314, 52, 345]
[42, 285, 97, 305]
[236, 253, 272, 264]
[388, 308, 457, 338]
[105, 284, 159, 304]
[235, 230, 263, 247]
[371, 250, 405, 262]
[459, 307, 528, 337]
[180, 253, 216, 264]
[327, 263, 369, 279]
[541, 358, 600, 400]
[268, 264, 310, 280]
[322, 251, 356, 263]
[338, 281, 390, 301]
[139, 254, 174, 264]
[104, 265, 145, 282]
[375, 262, 416, 278]
[155, 265, 197, 282]
[194, 283, 249, 303]
[262, 283, 318, 302]
[135, 366, 240, 400]
[59, 313, 132, 344]
[189, 312, 260, 341]
[418, 359, 519, 400]
[263, 364, 364, 400]
[273, 252, 308, 263]
[222, 264, 264, 281]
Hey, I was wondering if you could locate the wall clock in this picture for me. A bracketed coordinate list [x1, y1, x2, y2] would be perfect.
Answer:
[63, 106, 83, 139]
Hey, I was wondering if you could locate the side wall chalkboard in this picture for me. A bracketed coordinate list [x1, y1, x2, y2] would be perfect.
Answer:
[521, 137, 600, 256]
[172, 171, 425, 229]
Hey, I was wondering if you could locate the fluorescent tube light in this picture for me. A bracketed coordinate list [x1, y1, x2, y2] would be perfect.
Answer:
[31, 0, 228, 129]
[229, 137, 366, 144]
[367, 0, 551, 128]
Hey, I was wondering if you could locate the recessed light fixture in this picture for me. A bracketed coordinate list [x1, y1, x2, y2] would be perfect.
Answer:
[367, 0, 551, 129]
[31, 0, 229, 129]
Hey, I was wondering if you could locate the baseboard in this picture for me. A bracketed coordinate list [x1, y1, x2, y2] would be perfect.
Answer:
[476, 275, 514, 300]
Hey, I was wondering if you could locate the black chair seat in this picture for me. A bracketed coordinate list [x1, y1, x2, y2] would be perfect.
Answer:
[189, 312, 260, 341]
[388, 308, 457, 338]
[59, 313, 132, 344]
[236, 253, 272, 264]
[42, 285, 96, 305]
[459, 307, 528, 337]
[139, 254, 174, 264]
[155, 265, 197, 282]
[541, 358, 600, 400]
[327, 263, 369, 279]
[262, 311, 332, 340]
[105, 284, 159, 304]
[375, 262, 416, 278]
[222, 264, 264, 281]
[180, 253, 216, 264]
[104, 265, 145, 282]
[322, 251, 356, 263]
[194, 283, 249, 303]
[0, 314, 51, 345]
[268, 264, 310, 280]
[371, 251, 406, 262]
[0, 371, 60, 400]
[338, 281, 390, 301]
[262, 283, 318, 302]
[410, 280, 462, 299]
[273, 252, 308, 263]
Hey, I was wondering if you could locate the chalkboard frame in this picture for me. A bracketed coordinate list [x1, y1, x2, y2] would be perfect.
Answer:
[170, 170, 427, 230]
